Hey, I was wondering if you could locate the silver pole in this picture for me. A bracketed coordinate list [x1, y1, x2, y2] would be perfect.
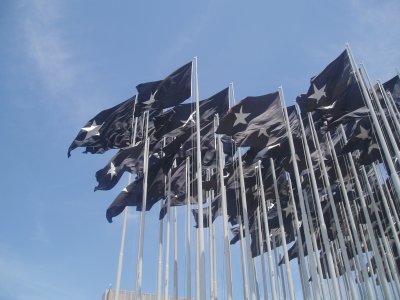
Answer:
[185, 157, 192, 300]
[256, 207, 268, 300]
[173, 206, 178, 300]
[238, 215, 250, 300]
[164, 171, 172, 300]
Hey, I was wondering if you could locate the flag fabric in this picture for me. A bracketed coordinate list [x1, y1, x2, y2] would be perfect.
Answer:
[216, 92, 280, 136]
[68, 96, 135, 157]
[135, 62, 192, 116]
[94, 142, 145, 191]
[153, 87, 229, 139]
[297, 50, 365, 120]
[383, 75, 400, 108]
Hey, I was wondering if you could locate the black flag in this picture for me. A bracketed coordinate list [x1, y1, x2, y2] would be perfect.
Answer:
[135, 62, 192, 116]
[297, 50, 365, 121]
[68, 96, 135, 157]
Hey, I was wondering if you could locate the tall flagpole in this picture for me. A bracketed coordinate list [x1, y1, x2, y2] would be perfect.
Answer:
[192, 57, 206, 300]
[115, 96, 138, 300]
[164, 170, 172, 300]
[185, 157, 192, 300]
[256, 160, 277, 300]
[173, 206, 178, 300]
[279, 87, 321, 299]
[231, 82, 257, 300]
[255, 206, 268, 300]
[216, 117, 233, 300]
[346, 44, 400, 201]
[339, 125, 393, 300]
[156, 200, 164, 300]
[269, 158, 295, 300]
[238, 215, 250, 300]
[135, 111, 150, 300]
[307, 114, 359, 299]
[326, 132, 374, 299]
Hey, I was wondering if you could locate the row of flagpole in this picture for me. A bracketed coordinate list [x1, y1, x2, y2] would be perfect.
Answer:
[110, 45, 400, 300]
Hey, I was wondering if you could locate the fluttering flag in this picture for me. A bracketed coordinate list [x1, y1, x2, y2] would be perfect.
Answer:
[68, 96, 135, 157]
[383, 75, 400, 108]
[135, 62, 192, 116]
[297, 50, 365, 122]
[94, 142, 145, 191]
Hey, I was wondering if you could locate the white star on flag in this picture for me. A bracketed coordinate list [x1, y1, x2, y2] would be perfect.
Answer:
[81, 120, 102, 141]
[368, 143, 380, 154]
[233, 106, 251, 127]
[308, 83, 326, 103]
[143, 90, 158, 105]
[107, 162, 117, 179]
[289, 153, 301, 163]
[355, 126, 370, 140]
[258, 128, 269, 137]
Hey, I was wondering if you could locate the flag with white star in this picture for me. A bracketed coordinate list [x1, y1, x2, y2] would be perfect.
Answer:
[68, 96, 136, 157]
[94, 142, 145, 191]
[383, 74, 400, 109]
[153, 87, 229, 139]
[297, 50, 365, 120]
[135, 62, 192, 116]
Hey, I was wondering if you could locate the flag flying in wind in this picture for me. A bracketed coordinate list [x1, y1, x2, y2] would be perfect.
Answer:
[68, 96, 135, 157]
[297, 50, 365, 121]
[135, 62, 192, 116]
[94, 142, 145, 191]
[383, 75, 400, 109]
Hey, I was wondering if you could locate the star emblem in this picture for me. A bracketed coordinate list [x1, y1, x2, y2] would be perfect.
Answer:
[258, 128, 269, 138]
[142, 90, 158, 105]
[181, 111, 196, 127]
[308, 83, 326, 104]
[368, 143, 380, 154]
[345, 182, 354, 193]
[233, 106, 251, 127]
[289, 153, 301, 164]
[81, 120, 102, 140]
[107, 162, 117, 179]
[282, 203, 294, 218]
[355, 126, 370, 140]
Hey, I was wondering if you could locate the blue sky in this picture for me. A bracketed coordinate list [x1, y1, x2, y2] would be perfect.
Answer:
[0, 0, 399, 299]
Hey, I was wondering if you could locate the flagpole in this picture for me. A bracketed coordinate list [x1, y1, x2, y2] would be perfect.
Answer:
[238, 215, 250, 300]
[135, 110, 150, 300]
[346, 44, 400, 201]
[279, 87, 321, 299]
[173, 206, 178, 300]
[307, 114, 359, 299]
[286, 174, 312, 300]
[255, 207, 268, 300]
[216, 117, 233, 300]
[292, 101, 342, 300]
[361, 166, 400, 296]
[156, 200, 164, 300]
[269, 158, 296, 300]
[207, 181, 215, 300]
[192, 57, 206, 300]
[326, 132, 374, 298]
[361, 64, 400, 163]
[164, 170, 172, 300]
[339, 124, 393, 300]
[185, 157, 192, 300]
[256, 160, 278, 300]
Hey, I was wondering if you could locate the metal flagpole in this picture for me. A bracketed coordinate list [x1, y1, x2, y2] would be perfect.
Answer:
[173, 206, 178, 300]
[216, 117, 233, 300]
[377, 81, 400, 137]
[192, 56, 206, 300]
[339, 125, 393, 300]
[286, 174, 312, 300]
[238, 215, 250, 300]
[326, 132, 374, 298]
[361, 64, 400, 163]
[269, 158, 296, 300]
[208, 185, 215, 300]
[307, 113, 359, 299]
[361, 166, 400, 297]
[293, 103, 342, 300]
[346, 44, 400, 201]
[156, 200, 164, 300]
[135, 111, 150, 300]
[230, 82, 257, 300]
[115, 95, 138, 300]
[279, 87, 321, 299]
[255, 206, 268, 300]
[256, 160, 278, 300]
[164, 170, 172, 300]
[185, 157, 192, 300]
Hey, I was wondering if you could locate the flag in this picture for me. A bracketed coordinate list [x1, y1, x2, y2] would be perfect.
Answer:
[135, 62, 192, 116]
[297, 50, 365, 120]
[106, 156, 167, 222]
[383, 75, 400, 108]
[153, 87, 229, 139]
[68, 96, 135, 157]
[94, 142, 145, 191]
[216, 92, 280, 136]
